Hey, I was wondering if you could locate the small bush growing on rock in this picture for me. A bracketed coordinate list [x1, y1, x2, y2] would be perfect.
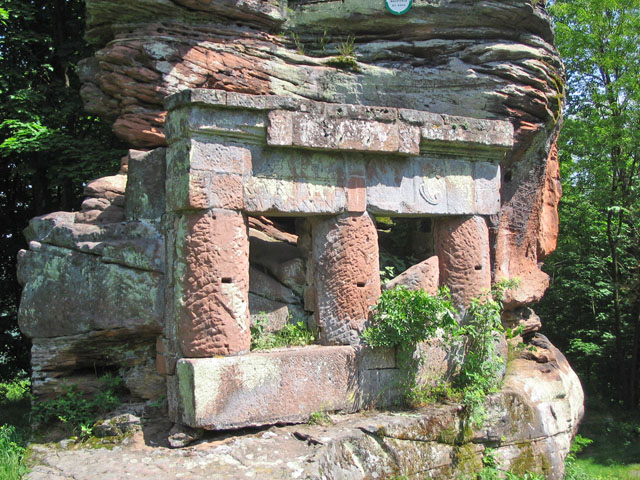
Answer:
[362, 286, 457, 348]
[250, 315, 315, 351]
[32, 374, 123, 437]
[362, 280, 518, 426]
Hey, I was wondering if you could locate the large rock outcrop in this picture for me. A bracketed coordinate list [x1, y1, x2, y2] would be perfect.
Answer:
[16, 0, 582, 477]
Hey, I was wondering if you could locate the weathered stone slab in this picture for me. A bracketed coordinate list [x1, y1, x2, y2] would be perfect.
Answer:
[176, 346, 358, 429]
[366, 158, 500, 216]
[125, 148, 167, 222]
[17, 243, 164, 338]
[248, 294, 306, 333]
[244, 148, 356, 214]
[166, 138, 250, 212]
[175, 345, 407, 429]
[249, 266, 299, 305]
[384, 255, 440, 295]
[25, 216, 165, 273]
[267, 110, 420, 155]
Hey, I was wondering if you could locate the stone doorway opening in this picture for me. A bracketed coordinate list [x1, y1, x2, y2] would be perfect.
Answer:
[376, 216, 439, 295]
[247, 216, 313, 343]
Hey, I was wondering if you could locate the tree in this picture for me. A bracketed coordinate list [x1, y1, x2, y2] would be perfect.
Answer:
[0, 0, 125, 380]
[538, 0, 640, 406]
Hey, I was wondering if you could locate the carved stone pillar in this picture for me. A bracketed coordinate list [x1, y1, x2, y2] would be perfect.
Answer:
[435, 215, 491, 309]
[171, 209, 250, 357]
[313, 212, 381, 345]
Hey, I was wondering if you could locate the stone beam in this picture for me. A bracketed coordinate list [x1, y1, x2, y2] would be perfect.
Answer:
[164, 89, 512, 217]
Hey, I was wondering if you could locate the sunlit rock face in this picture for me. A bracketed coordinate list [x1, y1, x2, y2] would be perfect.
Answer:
[78, 0, 563, 309]
[16, 1, 582, 478]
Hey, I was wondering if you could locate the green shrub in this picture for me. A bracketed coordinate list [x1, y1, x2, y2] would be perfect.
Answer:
[362, 281, 518, 426]
[362, 286, 457, 349]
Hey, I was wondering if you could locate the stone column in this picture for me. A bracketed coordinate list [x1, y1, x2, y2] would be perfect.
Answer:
[165, 135, 252, 357]
[313, 212, 381, 345]
[434, 215, 491, 309]
[172, 209, 250, 357]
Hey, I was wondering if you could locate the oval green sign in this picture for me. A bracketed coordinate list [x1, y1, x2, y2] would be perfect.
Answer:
[385, 0, 413, 15]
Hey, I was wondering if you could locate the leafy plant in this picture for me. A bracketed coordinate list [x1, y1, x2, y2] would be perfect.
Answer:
[308, 411, 333, 426]
[326, 35, 360, 71]
[363, 281, 517, 426]
[363, 286, 457, 349]
[454, 280, 519, 425]
[251, 314, 315, 350]
[459, 447, 545, 480]
[32, 374, 123, 437]
[0, 425, 28, 480]
[0, 375, 31, 479]
[290, 32, 305, 54]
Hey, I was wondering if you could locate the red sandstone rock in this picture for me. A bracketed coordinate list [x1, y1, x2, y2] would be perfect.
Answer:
[384, 256, 440, 296]
[313, 213, 381, 345]
[435, 216, 491, 308]
[173, 209, 250, 357]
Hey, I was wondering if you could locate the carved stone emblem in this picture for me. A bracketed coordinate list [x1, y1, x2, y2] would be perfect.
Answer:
[419, 176, 445, 205]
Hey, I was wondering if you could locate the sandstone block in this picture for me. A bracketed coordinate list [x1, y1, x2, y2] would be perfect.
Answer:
[384, 255, 440, 295]
[85, 174, 127, 198]
[75, 206, 125, 224]
[249, 266, 299, 305]
[313, 213, 380, 345]
[18, 245, 164, 339]
[435, 216, 491, 308]
[247, 216, 297, 244]
[267, 110, 420, 155]
[171, 209, 250, 357]
[176, 346, 358, 429]
[366, 157, 501, 216]
[249, 294, 307, 333]
[125, 148, 167, 222]
[270, 257, 306, 296]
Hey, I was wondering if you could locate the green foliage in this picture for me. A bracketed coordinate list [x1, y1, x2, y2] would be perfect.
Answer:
[0, 375, 31, 480]
[250, 315, 315, 350]
[307, 411, 333, 426]
[565, 402, 640, 479]
[537, 0, 640, 407]
[457, 447, 544, 480]
[32, 375, 123, 437]
[326, 35, 360, 71]
[0, 425, 28, 480]
[363, 281, 517, 426]
[453, 280, 519, 425]
[0, 0, 126, 381]
[362, 286, 457, 349]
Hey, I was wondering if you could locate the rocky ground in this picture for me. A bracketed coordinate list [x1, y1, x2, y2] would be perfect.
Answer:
[25, 338, 583, 480]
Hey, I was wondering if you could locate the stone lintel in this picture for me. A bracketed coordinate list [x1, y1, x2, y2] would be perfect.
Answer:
[165, 89, 513, 158]
[174, 345, 401, 430]
[266, 110, 420, 155]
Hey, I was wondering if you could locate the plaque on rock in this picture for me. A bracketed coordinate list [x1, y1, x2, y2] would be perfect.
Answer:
[385, 0, 413, 15]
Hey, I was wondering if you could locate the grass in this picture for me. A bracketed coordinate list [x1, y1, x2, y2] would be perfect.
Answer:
[566, 400, 640, 479]
[0, 375, 31, 480]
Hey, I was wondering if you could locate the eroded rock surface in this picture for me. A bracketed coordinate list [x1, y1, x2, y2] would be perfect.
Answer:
[26, 338, 583, 480]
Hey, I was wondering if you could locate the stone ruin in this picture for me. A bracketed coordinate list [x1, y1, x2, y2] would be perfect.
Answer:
[17, 0, 584, 477]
